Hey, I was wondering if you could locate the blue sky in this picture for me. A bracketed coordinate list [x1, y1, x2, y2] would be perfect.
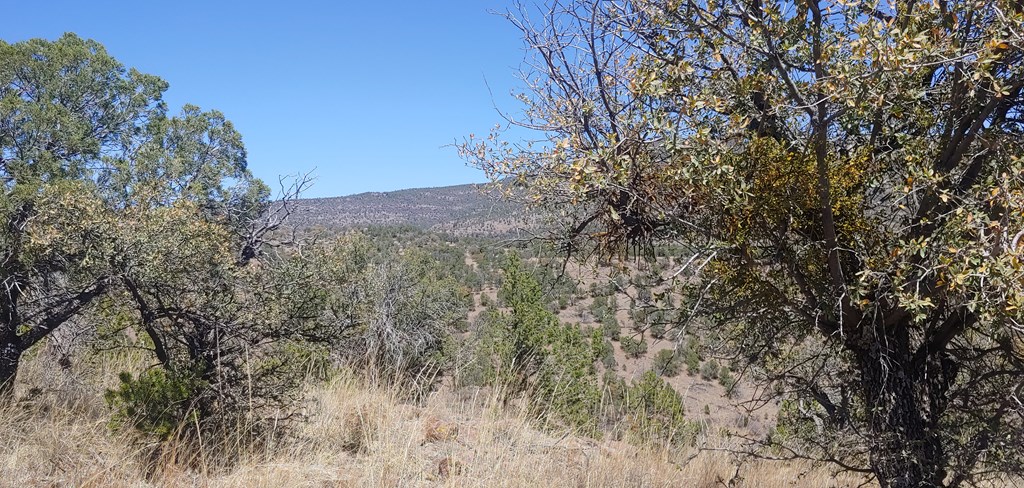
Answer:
[6, 1, 528, 197]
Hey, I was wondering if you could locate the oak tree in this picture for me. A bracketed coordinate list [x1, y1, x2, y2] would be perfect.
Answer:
[462, 1, 1024, 486]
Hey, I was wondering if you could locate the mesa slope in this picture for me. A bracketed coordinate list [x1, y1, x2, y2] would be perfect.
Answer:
[291, 183, 528, 236]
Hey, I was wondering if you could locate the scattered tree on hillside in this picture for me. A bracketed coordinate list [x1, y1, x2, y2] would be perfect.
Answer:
[465, 254, 603, 431]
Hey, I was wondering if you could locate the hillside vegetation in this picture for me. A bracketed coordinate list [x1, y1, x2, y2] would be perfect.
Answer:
[289, 184, 530, 237]
[3, 348, 865, 487]
[7, 0, 1024, 485]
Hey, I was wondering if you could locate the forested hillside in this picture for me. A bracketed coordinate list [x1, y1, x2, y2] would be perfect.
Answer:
[6, 0, 1024, 486]
[0, 34, 791, 487]
[290, 184, 531, 236]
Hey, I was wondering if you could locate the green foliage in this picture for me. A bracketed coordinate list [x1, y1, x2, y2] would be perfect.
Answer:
[0, 33, 170, 391]
[0, 32, 286, 430]
[683, 345, 700, 376]
[597, 370, 696, 447]
[652, 349, 682, 378]
[648, 316, 666, 340]
[629, 306, 649, 332]
[622, 371, 696, 446]
[590, 328, 615, 369]
[718, 367, 736, 397]
[490, 254, 549, 387]
[526, 259, 578, 311]
[620, 335, 647, 359]
[700, 360, 720, 382]
[533, 322, 603, 432]
[773, 399, 824, 444]
[600, 314, 620, 341]
[464, 254, 602, 433]
[300, 233, 468, 388]
[105, 368, 204, 440]
[589, 295, 609, 320]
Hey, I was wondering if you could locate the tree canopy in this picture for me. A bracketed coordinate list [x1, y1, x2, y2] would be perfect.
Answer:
[0, 33, 269, 395]
[461, 1, 1024, 486]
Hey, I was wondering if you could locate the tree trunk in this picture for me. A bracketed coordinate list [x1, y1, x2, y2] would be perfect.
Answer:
[859, 329, 947, 487]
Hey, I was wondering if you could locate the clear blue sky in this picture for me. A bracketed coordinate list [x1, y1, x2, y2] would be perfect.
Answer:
[6, 1, 528, 197]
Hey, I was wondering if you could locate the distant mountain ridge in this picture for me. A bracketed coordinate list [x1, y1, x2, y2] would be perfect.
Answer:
[289, 183, 529, 236]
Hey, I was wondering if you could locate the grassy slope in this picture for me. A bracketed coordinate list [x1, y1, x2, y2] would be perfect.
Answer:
[1, 351, 866, 487]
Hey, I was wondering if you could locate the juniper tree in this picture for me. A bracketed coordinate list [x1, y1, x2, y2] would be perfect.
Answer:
[0, 34, 282, 405]
[0, 34, 166, 392]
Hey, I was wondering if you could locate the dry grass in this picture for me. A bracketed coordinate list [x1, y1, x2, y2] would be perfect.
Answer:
[1, 352, 869, 487]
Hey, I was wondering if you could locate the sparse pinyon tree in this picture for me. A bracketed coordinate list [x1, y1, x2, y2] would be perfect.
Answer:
[462, 1, 1024, 486]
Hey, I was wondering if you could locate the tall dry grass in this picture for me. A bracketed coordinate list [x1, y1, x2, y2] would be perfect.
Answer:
[0, 351, 868, 487]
